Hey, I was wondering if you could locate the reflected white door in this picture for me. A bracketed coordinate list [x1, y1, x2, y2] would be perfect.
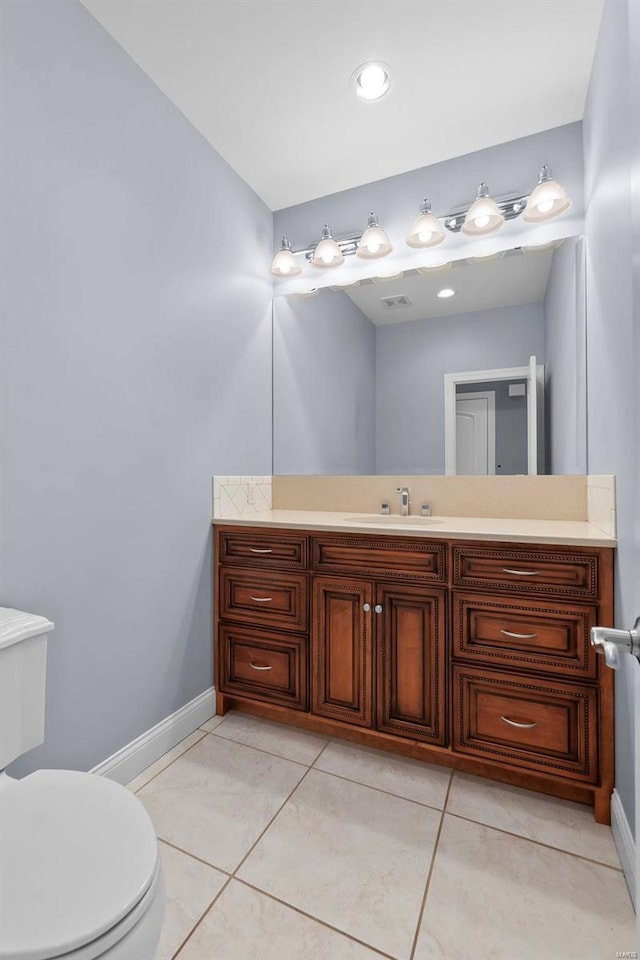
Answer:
[455, 391, 496, 475]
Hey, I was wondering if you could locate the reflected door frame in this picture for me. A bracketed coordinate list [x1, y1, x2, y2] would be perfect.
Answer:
[444, 361, 545, 476]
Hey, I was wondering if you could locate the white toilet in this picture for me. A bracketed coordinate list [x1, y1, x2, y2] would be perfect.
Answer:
[0, 609, 165, 960]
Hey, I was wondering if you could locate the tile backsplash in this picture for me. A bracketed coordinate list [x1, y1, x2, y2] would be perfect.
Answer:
[587, 475, 616, 537]
[213, 476, 272, 518]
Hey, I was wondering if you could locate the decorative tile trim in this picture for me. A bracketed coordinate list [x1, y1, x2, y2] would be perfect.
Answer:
[587, 476, 616, 537]
[213, 476, 272, 518]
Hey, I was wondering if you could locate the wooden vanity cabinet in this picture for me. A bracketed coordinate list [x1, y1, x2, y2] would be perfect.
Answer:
[214, 525, 614, 823]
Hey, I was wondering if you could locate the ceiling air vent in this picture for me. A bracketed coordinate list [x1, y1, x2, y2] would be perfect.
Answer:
[380, 294, 412, 310]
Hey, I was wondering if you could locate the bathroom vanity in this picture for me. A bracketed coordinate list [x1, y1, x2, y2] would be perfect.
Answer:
[213, 514, 615, 823]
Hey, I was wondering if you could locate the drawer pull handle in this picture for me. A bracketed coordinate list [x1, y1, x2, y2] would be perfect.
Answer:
[502, 568, 540, 577]
[249, 596, 273, 603]
[500, 629, 538, 640]
[249, 661, 273, 671]
[501, 715, 538, 729]
[250, 548, 273, 554]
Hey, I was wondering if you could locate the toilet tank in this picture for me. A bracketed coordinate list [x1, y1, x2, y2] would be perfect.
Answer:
[0, 608, 55, 770]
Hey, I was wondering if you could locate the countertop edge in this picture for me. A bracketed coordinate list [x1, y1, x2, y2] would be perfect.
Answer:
[211, 514, 617, 548]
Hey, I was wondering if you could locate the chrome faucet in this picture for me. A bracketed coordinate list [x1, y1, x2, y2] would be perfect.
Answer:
[396, 486, 410, 516]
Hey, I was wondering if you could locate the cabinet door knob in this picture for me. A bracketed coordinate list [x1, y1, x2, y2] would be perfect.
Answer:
[374, 604, 383, 614]
[363, 603, 371, 613]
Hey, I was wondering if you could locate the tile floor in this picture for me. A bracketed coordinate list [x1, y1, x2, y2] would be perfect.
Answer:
[128, 711, 636, 960]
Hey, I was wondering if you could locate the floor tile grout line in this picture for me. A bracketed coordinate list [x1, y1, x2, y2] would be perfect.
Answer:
[169, 874, 234, 960]
[206, 727, 324, 768]
[311, 764, 449, 814]
[409, 771, 453, 960]
[157, 837, 233, 875]
[129, 731, 208, 795]
[444, 810, 625, 873]
[235, 877, 400, 960]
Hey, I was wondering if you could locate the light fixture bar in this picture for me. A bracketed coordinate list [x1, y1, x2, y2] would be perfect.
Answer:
[296, 234, 362, 262]
[443, 192, 530, 233]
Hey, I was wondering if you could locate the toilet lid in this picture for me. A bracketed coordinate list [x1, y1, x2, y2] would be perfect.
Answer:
[0, 770, 159, 960]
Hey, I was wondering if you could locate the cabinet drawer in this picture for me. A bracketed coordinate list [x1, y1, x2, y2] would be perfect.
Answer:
[219, 569, 308, 632]
[452, 665, 598, 782]
[452, 545, 598, 600]
[452, 593, 598, 679]
[312, 535, 445, 583]
[218, 528, 308, 570]
[219, 624, 307, 710]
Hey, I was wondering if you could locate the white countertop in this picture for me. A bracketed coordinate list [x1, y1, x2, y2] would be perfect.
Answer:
[212, 510, 616, 547]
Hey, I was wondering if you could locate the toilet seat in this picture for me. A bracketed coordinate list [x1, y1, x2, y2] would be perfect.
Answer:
[0, 769, 159, 960]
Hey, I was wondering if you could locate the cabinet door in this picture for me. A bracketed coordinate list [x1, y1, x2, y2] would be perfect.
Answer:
[311, 577, 373, 726]
[376, 584, 446, 744]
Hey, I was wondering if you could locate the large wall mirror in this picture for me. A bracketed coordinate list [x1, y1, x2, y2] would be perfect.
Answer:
[273, 236, 587, 476]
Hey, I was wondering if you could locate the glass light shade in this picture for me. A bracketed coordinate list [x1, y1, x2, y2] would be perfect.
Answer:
[524, 166, 571, 222]
[373, 269, 404, 282]
[311, 225, 344, 268]
[357, 213, 392, 259]
[270, 236, 301, 278]
[416, 260, 451, 276]
[406, 199, 445, 248]
[467, 250, 506, 264]
[461, 183, 505, 236]
[522, 239, 563, 253]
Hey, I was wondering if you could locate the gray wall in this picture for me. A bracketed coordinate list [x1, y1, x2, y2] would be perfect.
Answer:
[273, 293, 375, 474]
[375, 303, 545, 474]
[544, 238, 587, 474]
[274, 123, 584, 245]
[457, 379, 528, 475]
[0, 0, 273, 775]
[583, 0, 640, 835]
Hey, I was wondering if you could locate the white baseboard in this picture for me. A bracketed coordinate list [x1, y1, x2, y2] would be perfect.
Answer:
[91, 687, 216, 785]
[611, 788, 637, 910]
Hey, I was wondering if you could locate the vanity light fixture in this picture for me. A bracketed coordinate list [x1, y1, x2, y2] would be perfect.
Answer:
[406, 198, 445, 248]
[353, 61, 391, 101]
[437, 287, 456, 299]
[311, 225, 345, 268]
[357, 212, 393, 259]
[270, 236, 302, 278]
[524, 165, 572, 221]
[461, 182, 505, 236]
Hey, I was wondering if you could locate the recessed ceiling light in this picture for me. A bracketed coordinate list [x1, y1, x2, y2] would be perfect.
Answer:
[437, 287, 456, 299]
[352, 61, 391, 102]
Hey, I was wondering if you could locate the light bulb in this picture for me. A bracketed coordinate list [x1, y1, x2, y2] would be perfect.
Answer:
[419, 230, 432, 242]
[473, 214, 490, 229]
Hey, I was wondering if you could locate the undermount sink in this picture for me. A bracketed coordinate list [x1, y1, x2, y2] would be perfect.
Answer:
[342, 514, 443, 525]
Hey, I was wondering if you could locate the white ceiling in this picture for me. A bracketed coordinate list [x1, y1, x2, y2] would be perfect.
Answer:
[81, 0, 603, 211]
[344, 248, 553, 325]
